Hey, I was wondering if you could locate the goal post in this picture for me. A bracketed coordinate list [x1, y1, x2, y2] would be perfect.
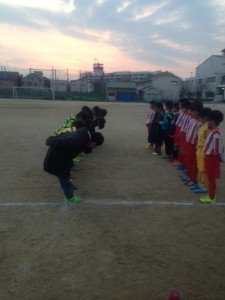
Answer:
[13, 86, 55, 101]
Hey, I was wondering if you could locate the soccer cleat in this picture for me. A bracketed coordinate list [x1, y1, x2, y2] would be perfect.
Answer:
[177, 165, 186, 171]
[190, 183, 200, 190]
[199, 194, 208, 199]
[65, 195, 82, 203]
[73, 157, 81, 163]
[199, 195, 216, 204]
[180, 174, 190, 181]
[152, 151, 161, 156]
[194, 187, 207, 193]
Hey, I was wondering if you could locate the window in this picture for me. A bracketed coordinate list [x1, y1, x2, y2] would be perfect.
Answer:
[206, 91, 214, 97]
[221, 75, 225, 85]
[171, 81, 178, 86]
[206, 77, 215, 83]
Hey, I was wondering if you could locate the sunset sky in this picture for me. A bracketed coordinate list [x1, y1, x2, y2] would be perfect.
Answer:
[0, 0, 225, 79]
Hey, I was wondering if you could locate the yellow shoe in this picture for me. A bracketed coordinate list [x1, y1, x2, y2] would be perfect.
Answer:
[199, 195, 216, 204]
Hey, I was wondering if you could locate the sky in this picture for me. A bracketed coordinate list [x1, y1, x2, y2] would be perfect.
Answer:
[0, 0, 225, 79]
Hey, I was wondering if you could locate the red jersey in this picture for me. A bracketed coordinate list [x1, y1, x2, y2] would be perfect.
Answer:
[175, 111, 184, 128]
[204, 128, 224, 159]
[146, 108, 155, 125]
[186, 118, 201, 144]
[180, 114, 191, 133]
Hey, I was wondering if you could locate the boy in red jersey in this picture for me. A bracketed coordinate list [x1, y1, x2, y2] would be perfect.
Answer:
[177, 101, 191, 170]
[200, 110, 224, 204]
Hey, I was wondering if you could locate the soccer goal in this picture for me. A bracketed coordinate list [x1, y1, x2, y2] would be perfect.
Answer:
[13, 87, 55, 101]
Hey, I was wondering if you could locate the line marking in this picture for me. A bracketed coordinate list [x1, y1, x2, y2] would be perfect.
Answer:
[0, 200, 225, 207]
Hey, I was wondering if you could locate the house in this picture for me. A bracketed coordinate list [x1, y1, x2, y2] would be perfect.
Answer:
[70, 77, 93, 93]
[105, 82, 137, 101]
[0, 71, 20, 87]
[183, 49, 225, 101]
[136, 71, 182, 102]
[51, 79, 68, 92]
[22, 71, 45, 88]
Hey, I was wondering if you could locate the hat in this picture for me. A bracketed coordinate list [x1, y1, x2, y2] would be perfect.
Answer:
[90, 132, 104, 146]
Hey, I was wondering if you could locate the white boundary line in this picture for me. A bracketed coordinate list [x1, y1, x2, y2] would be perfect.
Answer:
[0, 200, 225, 207]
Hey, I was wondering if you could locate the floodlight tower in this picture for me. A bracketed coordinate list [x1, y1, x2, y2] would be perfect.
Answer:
[93, 58, 104, 79]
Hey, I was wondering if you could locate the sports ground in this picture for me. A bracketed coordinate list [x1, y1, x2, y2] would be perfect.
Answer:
[0, 99, 225, 300]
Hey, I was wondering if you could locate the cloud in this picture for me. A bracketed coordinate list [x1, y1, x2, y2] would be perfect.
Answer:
[0, 0, 224, 77]
[133, 1, 169, 21]
[0, 0, 75, 13]
[117, 1, 132, 13]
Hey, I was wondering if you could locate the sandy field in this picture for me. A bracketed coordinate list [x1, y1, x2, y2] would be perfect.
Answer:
[0, 99, 225, 300]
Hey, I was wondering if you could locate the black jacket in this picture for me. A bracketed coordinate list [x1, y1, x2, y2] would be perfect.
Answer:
[43, 127, 90, 177]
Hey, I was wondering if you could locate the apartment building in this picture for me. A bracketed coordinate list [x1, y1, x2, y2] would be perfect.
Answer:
[183, 49, 225, 101]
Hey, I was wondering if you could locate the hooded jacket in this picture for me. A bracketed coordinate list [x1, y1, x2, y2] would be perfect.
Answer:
[43, 127, 90, 177]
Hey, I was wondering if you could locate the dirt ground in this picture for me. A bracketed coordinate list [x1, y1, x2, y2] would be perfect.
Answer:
[0, 99, 225, 300]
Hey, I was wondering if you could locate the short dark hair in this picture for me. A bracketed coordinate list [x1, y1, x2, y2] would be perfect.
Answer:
[173, 102, 179, 110]
[190, 100, 203, 112]
[207, 110, 224, 126]
[90, 132, 104, 146]
[92, 106, 100, 114]
[181, 101, 191, 109]
[99, 108, 107, 117]
[76, 110, 89, 121]
[199, 107, 212, 118]
[82, 106, 92, 118]
[155, 101, 163, 110]
[164, 100, 173, 110]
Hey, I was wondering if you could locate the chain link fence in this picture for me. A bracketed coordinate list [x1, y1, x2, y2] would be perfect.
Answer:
[0, 66, 105, 101]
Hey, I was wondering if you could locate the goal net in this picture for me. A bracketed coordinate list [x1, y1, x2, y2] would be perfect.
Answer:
[13, 87, 55, 101]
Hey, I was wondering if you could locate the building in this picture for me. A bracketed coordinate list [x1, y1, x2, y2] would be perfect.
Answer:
[136, 71, 182, 102]
[51, 79, 68, 92]
[105, 82, 137, 101]
[0, 71, 20, 87]
[104, 71, 159, 82]
[183, 49, 225, 101]
[93, 62, 104, 79]
[70, 77, 93, 93]
[22, 71, 45, 87]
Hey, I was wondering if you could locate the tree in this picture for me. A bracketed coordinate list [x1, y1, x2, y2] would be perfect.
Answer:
[16, 75, 23, 87]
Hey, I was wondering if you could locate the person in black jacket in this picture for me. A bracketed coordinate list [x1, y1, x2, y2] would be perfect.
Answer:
[83, 106, 107, 133]
[44, 127, 104, 203]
